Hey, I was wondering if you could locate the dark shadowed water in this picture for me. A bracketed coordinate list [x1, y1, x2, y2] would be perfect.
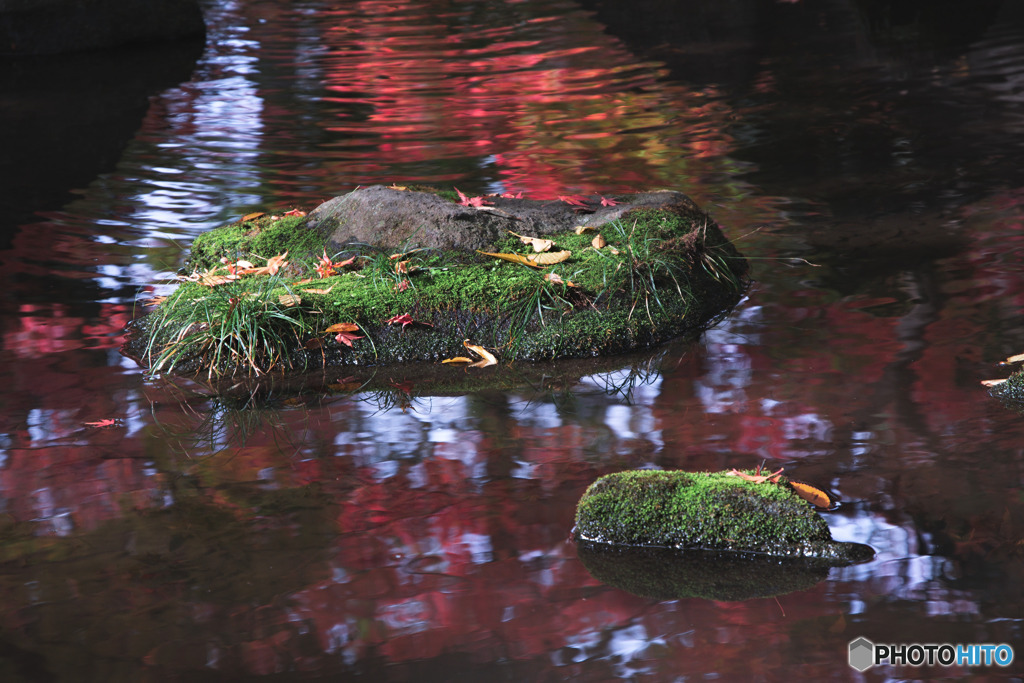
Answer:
[2, 0, 1024, 680]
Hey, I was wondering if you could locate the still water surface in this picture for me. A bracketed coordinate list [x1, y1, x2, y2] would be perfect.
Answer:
[2, 0, 1024, 680]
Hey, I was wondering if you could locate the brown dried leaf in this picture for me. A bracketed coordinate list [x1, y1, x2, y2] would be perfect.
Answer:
[573, 225, 595, 235]
[591, 234, 607, 249]
[477, 251, 543, 269]
[442, 356, 474, 364]
[528, 250, 571, 265]
[981, 378, 1008, 387]
[265, 251, 289, 275]
[241, 212, 265, 223]
[301, 286, 334, 295]
[508, 231, 554, 253]
[198, 271, 240, 287]
[1004, 353, 1024, 364]
[278, 294, 301, 307]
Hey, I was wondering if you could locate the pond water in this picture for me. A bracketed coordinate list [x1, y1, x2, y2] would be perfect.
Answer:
[2, 0, 1024, 679]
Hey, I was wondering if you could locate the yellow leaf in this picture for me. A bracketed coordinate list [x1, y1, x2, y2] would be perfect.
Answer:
[388, 184, 408, 191]
[278, 294, 301, 307]
[574, 225, 595, 234]
[463, 339, 498, 367]
[508, 231, 553, 253]
[241, 212, 265, 223]
[477, 251, 543, 269]
[981, 378, 1007, 387]
[324, 322, 360, 333]
[442, 356, 473, 364]
[529, 250, 571, 265]
[591, 234, 607, 249]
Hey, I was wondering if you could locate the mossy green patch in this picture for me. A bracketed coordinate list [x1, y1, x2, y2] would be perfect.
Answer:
[574, 469, 873, 563]
[128, 188, 748, 379]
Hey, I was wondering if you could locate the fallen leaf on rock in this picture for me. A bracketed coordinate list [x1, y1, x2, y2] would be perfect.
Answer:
[283, 208, 306, 216]
[388, 184, 408, 190]
[455, 187, 493, 207]
[727, 467, 784, 484]
[500, 191, 523, 198]
[266, 252, 289, 275]
[559, 195, 588, 207]
[304, 338, 324, 349]
[335, 330, 363, 347]
[543, 272, 577, 287]
[508, 230, 554, 253]
[386, 313, 432, 329]
[325, 322, 360, 334]
[600, 196, 619, 206]
[463, 339, 497, 367]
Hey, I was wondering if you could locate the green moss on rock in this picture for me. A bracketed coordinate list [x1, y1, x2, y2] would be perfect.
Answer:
[126, 187, 749, 379]
[574, 469, 874, 563]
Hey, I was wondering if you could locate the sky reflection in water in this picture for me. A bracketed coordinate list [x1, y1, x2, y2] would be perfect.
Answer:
[1, 0, 1024, 679]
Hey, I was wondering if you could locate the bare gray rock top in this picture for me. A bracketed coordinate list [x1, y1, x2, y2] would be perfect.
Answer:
[303, 185, 705, 252]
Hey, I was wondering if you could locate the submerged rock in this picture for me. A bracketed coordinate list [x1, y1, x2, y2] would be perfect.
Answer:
[574, 469, 873, 564]
[126, 185, 748, 380]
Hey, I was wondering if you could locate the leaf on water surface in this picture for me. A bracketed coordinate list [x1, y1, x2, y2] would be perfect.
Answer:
[386, 313, 431, 329]
[789, 481, 839, 511]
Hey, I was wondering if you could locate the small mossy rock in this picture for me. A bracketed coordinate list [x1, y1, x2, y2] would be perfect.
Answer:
[303, 185, 705, 252]
[989, 369, 1024, 411]
[574, 469, 874, 563]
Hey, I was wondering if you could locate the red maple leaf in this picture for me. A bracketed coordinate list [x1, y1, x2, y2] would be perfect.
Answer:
[558, 195, 588, 207]
[335, 331, 363, 347]
[500, 191, 523, 199]
[455, 187, 492, 207]
[283, 208, 306, 217]
[600, 196, 619, 206]
[386, 313, 432, 329]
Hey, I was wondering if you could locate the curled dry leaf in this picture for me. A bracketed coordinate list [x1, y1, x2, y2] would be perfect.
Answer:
[442, 356, 473, 364]
[1001, 353, 1024, 365]
[265, 251, 289, 275]
[727, 467, 784, 484]
[543, 272, 577, 287]
[278, 294, 301, 307]
[981, 378, 1007, 387]
[508, 230, 554, 253]
[591, 234, 607, 249]
[198, 270, 240, 287]
[574, 225, 595, 234]
[463, 339, 498, 367]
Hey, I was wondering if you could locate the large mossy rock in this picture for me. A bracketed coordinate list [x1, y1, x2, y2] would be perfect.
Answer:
[574, 470, 874, 564]
[127, 186, 748, 379]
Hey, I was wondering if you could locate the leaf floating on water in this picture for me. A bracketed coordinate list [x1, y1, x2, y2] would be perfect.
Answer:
[789, 481, 839, 511]
[981, 378, 1008, 387]
[508, 230, 554, 253]
[591, 234, 607, 249]
[463, 339, 498, 367]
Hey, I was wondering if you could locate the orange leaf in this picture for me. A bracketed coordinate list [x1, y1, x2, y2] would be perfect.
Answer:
[283, 208, 306, 216]
[324, 322, 360, 334]
[442, 356, 473, 364]
[85, 418, 120, 428]
[241, 212, 265, 222]
[265, 251, 288, 275]
[789, 481, 840, 511]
